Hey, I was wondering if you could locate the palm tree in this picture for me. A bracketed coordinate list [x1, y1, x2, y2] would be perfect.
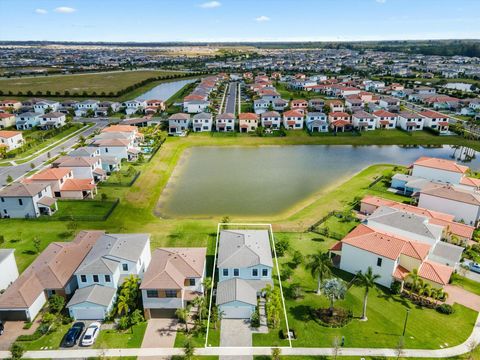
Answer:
[322, 278, 347, 314]
[305, 251, 332, 295]
[176, 307, 190, 332]
[116, 294, 130, 316]
[406, 268, 421, 294]
[355, 267, 381, 321]
[202, 277, 212, 299]
[192, 296, 206, 322]
[419, 282, 432, 299]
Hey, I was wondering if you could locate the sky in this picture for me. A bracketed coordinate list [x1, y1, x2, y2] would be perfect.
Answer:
[1, 0, 480, 42]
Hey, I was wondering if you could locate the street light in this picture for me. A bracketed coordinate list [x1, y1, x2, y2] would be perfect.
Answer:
[402, 309, 410, 337]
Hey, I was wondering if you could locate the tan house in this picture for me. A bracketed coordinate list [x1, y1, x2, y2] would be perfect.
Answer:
[238, 113, 259, 133]
[0, 113, 16, 129]
[140, 247, 206, 318]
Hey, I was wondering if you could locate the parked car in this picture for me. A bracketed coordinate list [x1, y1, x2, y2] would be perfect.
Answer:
[63, 322, 85, 347]
[81, 322, 101, 346]
[470, 262, 480, 274]
[0, 321, 4, 336]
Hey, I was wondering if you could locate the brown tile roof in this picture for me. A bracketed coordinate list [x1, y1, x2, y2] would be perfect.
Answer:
[413, 156, 468, 174]
[61, 179, 96, 191]
[30, 168, 72, 181]
[373, 110, 397, 118]
[421, 184, 480, 206]
[0, 230, 104, 309]
[140, 247, 206, 290]
[0, 182, 49, 197]
[54, 156, 98, 167]
[238, 113, 258, 120]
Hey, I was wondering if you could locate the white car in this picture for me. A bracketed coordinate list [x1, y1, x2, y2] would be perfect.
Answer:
[81, 322, 101, 346]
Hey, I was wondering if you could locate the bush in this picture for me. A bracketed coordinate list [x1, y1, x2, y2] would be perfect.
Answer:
[42, 312, 56, 325]
[117, 316, 130, 330]
[275, 238, 290, 257]
[390, 280, 402, 295]
[49, 294, 65, 314]
[312, 307, 353, 328]
[129, 309, 144, 326]
[250, 310, 260, 328]
[10, 343, 25, 360]
[436, 304, 455, 315]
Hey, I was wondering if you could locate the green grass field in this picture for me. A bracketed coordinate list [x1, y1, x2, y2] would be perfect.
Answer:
[0, 70, 184, 96]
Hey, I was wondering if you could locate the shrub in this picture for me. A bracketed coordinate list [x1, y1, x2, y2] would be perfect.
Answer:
[129, 309, 144, 326]
[42, 312, 56, 325]
[49, 294, 65, 314]
[250, 310, 260, 328]
[22, 321, 33, 330]
[10, 343, 25, 360]
[436, 304, 455, 315]
[275, 238, 290, 257]
[117, 315, 130, 330]
[390, 280, 402, 295]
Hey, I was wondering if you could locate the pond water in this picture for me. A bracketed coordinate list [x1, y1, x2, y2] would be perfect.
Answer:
[135, 78, 197, 100]
[443, 82, 473, 92]
[157, 145, 479, 217]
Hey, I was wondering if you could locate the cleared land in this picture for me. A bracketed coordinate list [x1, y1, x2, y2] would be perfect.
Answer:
[0, 70, 184, 95]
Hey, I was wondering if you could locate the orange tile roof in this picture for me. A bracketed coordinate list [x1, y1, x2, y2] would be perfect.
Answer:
[373, 110, 397, 118]
[283, 110, 304, 117]
[61, 179, 96, 191]
[419, 110, 449, 119]
[0, 130, 21, 138]
[413, 156, 468, 174]
[102, 125, 138, 133]
[0, 113, 15, 119]
[238, 113, 258, 120]
[418, 260, 453, 285]
[30, 167, 71, 181]
[460, 176, 480, 188]
[393, 265, 410, 280]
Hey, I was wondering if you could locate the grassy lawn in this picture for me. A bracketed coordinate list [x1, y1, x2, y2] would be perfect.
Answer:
[50, 199, 118, 221]
[20, 323, 71, 350]
[94, 322, 147, 349]
[451, 275, 480, 296]
[0, 70, 184, 96]
[174, 326, 221, 348]
[102, 165, 140, 187]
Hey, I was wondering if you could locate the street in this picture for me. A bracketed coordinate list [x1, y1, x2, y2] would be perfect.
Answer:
[224, 82, 237, 114]
[0, 120, 108, 186]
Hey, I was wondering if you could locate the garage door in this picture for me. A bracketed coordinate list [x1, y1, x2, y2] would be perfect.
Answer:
[0, 310, 28, 321]
[149, 309, 176, 319]
[71, 307, 105, 320]
[222, 306, 253, 319]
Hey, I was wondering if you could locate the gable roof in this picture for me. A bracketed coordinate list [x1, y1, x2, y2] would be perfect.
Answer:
[0, 130, 21, 138]
[413, 157, 468, 174]
[216, 278, 257, 306]
[238, 113, 258, 120]
[67, 284, 116, 307]
[30, 168, 71, 181]
[140, 247, 206, 290]
[418, 260, 453, 285]
[0, 182, 49, 197]
[421, 184, 480, 206]
[217, 230, 273, 269]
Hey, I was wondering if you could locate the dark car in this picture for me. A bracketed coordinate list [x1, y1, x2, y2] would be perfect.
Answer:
[0, 321, 4, 336]
[63, 322, 85, 347]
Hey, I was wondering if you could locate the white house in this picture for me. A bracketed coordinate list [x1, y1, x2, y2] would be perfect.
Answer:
[352, 111, 376, 131]
[192, 112, 213, 132]
[254, 99, 269, 114]
[184, 100, 210, 114]
[140, 247, 206, 318]
[0, 113, 16, 129]
[123, 100, 147, 115]
[373, 110, 397, 129]
[411, 157, 468, 185]
[397, 111, 424, 131]
[39, 112, 66, 129]
[67, 233, 151, 320]
[168, 113, 191, 134]
[53, 156, 104, 182]
[261, 111, 282, 129]
[0, 249, 19, 291]
[378, 96, 400, 111]
[283, 109, 304, 130]
[0, 182, 57, 219]
[419, 110, 450, 134]
[15, 112, 42, 130]
[306, 112, 328, 132]
[33, 100, 59, 114]
[216, 230, 273, 319]
[75, 100, 99, 117]
[0, 130, 23, 151]
[216, 113, 235, 132]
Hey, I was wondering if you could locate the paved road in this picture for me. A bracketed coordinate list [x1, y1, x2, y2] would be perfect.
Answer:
[5, 312, 479, 359]
[0, 120, 107, 186]
[224, 82, 237, 114]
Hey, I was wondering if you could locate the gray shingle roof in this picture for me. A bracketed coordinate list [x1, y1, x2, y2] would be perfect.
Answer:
[217, 230, 273, 269]
[429, 241, 464, 267]
[216, 278, 257, 306]
[67, 284, 116, 307]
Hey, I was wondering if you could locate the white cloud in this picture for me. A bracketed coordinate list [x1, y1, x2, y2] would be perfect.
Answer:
[376, 0, 386, 3]
[199, 1, 221, 8]
[54, 6, 77, 13]
[255, 15, 271, 22]
[35, 8, 48, 14]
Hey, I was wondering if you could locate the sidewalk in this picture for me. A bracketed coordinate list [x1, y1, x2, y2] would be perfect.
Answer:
[5, 313, 477, 359]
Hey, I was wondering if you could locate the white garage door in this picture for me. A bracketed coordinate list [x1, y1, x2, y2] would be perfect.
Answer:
[222, 306, 253, 319]
[72, 307, 105, 320]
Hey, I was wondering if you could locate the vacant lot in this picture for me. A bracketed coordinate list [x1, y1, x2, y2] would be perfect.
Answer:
[0, 70, 184, 95]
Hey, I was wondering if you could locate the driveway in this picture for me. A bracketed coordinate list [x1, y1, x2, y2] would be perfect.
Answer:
[445, 284, 480, 312]
[220, 319, 252, 360]
[141, 318, 179, 348]
[0, 320, 39, 350]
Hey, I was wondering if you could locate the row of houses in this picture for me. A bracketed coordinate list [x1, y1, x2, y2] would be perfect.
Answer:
[0, 125, 141, 219]
[330, 156, 478, 291]
[182, 76, 224, 114]
[0, 227, 273, 322]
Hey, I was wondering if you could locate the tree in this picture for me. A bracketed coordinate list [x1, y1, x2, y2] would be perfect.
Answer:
[192, 295, 207, 322]
[406, 268, 421, 294]
[6, 175, 13, 183]
[291, 250, 303, 268]
[271, 347, 281, 360]
[355, 267, 381, 321]
[48, 294, 65, 314]
[275, 238, 290, 257]
[202, 277, 212, 299]
[322, 278, 347, 313]
[33, 236, 41, 254]
[116, 294, 130, 316]
[263, 284, 282, 328]
[305, 251, 332, 295]
[183, 337, 195, 360]
[78, 135, 87, 147]
[129, 309, 144, 326]
[210, 306, 223, 330]
[176, 307, 190, 332]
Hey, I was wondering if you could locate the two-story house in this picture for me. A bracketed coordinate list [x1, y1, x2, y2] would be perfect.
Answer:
[0, 113, 16, 129]
[39, 112, 66, 129]
[373, 110, 397, 129]
[140, 247, 207, 318]
[169, 113, 191, 134]
[283, 110, 304, 130]
[305, 112, 328, 132]
[67, 233, 151, 320]
[75, 100, 99, 117]
[0, 130, 23, 151]
[261, 111, 282, 129]
[216, 230, 273, 319]
[123, 100, 147, 115]
[216, 113, 235, 132]
[238, 113, 258, 133]
[397, 111, 424, 131]
[33, 100, 59, 114]
[192, 112, 213, 132]
[352, 110, 376, 131]
[0, 182, 57, 218]
[15, 112, 42, 130]
[419, 110, 450, 134]
[52, 156, 105, 182]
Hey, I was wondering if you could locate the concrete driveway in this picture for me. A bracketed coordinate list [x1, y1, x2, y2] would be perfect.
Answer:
[141, 318, 179, 348]
[0, 320, 39, 350]
[220, 319, 252, 360]
[445, 285, 480, 312]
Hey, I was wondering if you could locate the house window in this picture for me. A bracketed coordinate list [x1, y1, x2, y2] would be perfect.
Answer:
[188, 278, 196, 286]
[223, 269, 228, 276]
[165, 290, 177, 298]
[105, 275, 111, 282]
[147, 290, 158, 298]
[376, 258, 382, 267]
[262, 269, 268, 277]
[93, 275, 99, 282]
[80, 275, 87, 283]
[122, 264, 128, 271]
[233, 269, 239, 277]
[252, 269, 258, 277]
[18, 199, 23, 206]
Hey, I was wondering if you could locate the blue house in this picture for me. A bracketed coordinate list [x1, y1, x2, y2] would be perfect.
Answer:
[216, 229, 273, 319]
